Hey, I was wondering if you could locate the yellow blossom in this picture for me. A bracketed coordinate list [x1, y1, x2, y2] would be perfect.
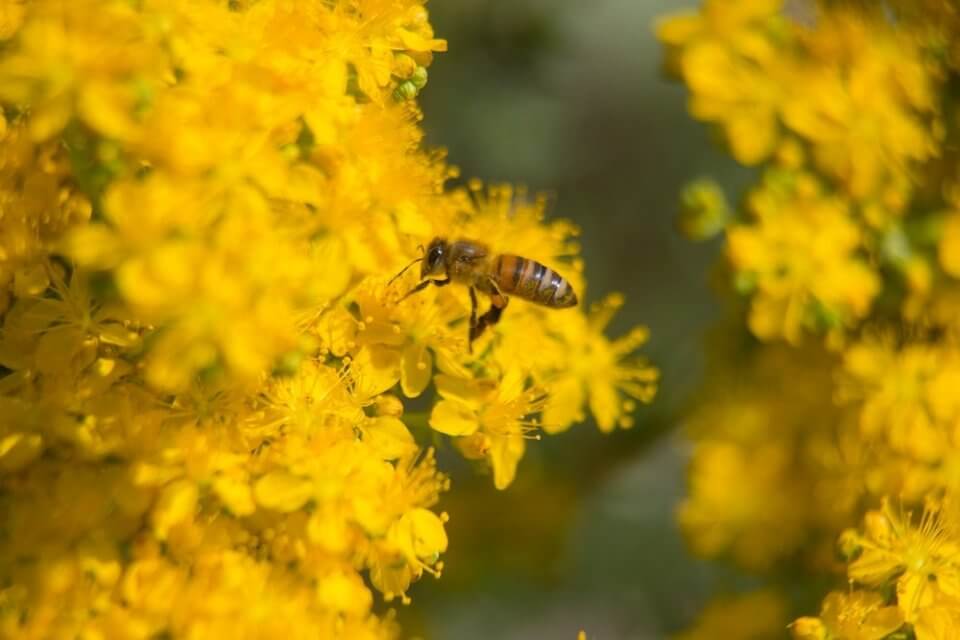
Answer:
[792, 591, 904, 640]
[846, 499, 960, 621]
[657, 0, 788, 164]
[674, 589, 787, 640]
[840, 338, 960, 463]
[664, 0, 960, 637]
[727, 170, 879, 343]
[541, 294, 657, 433]
[782, 10, 941, 200]
[431, 368, 546, 490]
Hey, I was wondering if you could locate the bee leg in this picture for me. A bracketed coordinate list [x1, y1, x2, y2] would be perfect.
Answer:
[470, 292, 509, 346]
[400, 277, 450, 301]
[468, 287, 479, 354]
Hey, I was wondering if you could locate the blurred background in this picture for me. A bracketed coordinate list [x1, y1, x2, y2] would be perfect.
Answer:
[396, 1, 756, 638]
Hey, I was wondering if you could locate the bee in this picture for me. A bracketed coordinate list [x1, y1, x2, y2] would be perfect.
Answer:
[389, 237, 578, 348]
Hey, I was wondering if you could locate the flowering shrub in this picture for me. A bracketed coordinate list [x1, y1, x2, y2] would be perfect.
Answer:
[660, 0, 960, 637]
[0, 1, 656, 637]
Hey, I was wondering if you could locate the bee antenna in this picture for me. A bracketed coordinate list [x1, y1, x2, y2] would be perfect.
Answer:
[387, 257, 423, 287]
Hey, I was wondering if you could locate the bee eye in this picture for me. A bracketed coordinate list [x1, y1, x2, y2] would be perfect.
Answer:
[429, 247, 442, 263]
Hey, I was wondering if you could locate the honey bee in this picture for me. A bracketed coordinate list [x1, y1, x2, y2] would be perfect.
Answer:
[390, 237, 578, 348]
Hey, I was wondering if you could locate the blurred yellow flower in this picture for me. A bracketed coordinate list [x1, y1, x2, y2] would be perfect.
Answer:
[657, 0, 787, 164]
[727, 171, 879, 343]
[675, 589, 787, 640]
[662, 0, 960, 636]
[791, 591, 903, 640]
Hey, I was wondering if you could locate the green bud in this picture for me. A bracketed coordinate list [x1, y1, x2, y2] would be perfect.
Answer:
[678, 178, 729, 241]
[880, 224, 911, 266]
[410, 66, 428, 90]
[393, 80, 418, 101]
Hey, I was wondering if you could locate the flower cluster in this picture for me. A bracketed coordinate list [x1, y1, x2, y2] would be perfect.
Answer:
[660, 0, 960, 636]
[793, 498, 960, 640]
[0, 1, 656, 637]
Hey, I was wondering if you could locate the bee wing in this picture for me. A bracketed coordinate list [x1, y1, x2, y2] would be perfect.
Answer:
[450, 240, 489, 263]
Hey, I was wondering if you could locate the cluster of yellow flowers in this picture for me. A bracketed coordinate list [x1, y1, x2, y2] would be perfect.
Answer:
[0, 1, 656, 637]
[661, 0, 960, 638]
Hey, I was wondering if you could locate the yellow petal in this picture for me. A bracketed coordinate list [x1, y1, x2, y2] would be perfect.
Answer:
[34, 326, 83, 374]
[307, 510, 351, 553]
[351, 345, 401, 399]
[542, 376, 585, 434]
[401, 341, 432, 398]
[588, 379, 621, 433]
[12, 263, 49, 297]
[212, 474, 256, 516]
[915, 606, 960, 640]
[405, 508, 448, 557]
[63, 224, 123, 269]
[429, 399, 479, 436]
[655, 13, 701, 46]
[253, 470, 313, 513]
[0, 432, 42, 472]
[398, 28, 447, 52]
[490, 434, 524, 490]
[316, 570, 373, 615]
[78, 81, 138, 140]
[395, 201, 433, 236]
[310, 236, 352, 301]
[364, 417, 417, 460]
[897, 572, 934, 621]
[726, 109, 777, 165]
[789, 617, 826, 640]
[28, 98, 72, 140]
[151, 479, 198, 541]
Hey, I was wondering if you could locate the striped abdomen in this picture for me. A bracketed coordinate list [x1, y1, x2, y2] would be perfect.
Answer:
[493, 255, 578, 308]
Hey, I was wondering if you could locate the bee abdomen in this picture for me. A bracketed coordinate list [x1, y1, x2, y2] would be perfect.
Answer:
[494, 255, 578, 308]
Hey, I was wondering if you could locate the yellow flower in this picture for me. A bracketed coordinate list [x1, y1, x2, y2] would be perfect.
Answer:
[431, 368, 546, 489]
[0, 120, 90, 309]
[351, 277, 467, 398]
[792, 591, 904, 640]
[782, 10, 941, 200]
[0, 0, 168, 141]
[678, 439, 808, 571]
[846, 499, 960, 621]
[840, 338, 960, 463]
[674, 589, 787, 640]
[657, 0, 787, 164]
[541, 294, 657, 434]
[665, 0, 960, 637]
[727, 170, 879, 343]
[369, 507, 448, 601]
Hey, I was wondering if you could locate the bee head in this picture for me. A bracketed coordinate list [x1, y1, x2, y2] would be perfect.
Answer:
[421, 237, 448, 279]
